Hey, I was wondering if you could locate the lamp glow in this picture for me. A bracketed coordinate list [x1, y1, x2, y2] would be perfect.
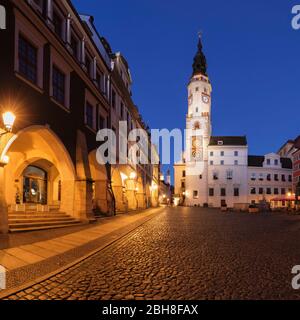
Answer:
[130, 172, 137, 179]
[1, 155, 9, 164]
[2, 112, 16, 132]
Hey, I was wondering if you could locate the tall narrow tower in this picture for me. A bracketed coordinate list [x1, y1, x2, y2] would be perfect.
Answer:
[185, 37, 212, 206]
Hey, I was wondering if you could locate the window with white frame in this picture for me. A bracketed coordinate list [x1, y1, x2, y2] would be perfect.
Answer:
[99, 114, 106, 130]
[52, 65, 65, 105]
[18, 35, 38, 84]
[226, 170, 233, 180]
[85, 101, 95, 130]
[15, 11, 46, 90]
[70, 32, 79, 60]
[85, 53, 92, 78]
[50, 49, 71, 109]
[213, 171, 218, 180]
[52, 7, 64, 40]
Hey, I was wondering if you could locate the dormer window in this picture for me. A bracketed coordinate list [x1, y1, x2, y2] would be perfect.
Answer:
[217, 141, 223, 146]
[266, 159, 271, 165]
[274, 159, 279, 166]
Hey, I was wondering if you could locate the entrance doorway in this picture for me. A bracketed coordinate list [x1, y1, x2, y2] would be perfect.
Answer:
[23, 166, 48, 204]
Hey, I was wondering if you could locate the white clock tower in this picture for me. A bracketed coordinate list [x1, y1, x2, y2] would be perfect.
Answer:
[185, 37, 212, 206]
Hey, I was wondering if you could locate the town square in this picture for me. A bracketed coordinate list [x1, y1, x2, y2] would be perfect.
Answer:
[0, 0, 299, 306]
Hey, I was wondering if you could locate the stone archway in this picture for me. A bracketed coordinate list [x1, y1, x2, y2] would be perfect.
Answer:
[3, 126, 77, 217]
[20, 160, 60, 207]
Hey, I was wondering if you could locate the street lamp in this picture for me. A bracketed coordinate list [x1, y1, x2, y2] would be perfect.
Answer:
[1, 112, 16, 135]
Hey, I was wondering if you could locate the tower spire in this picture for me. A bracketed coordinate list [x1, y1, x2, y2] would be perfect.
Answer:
[192, 33, 207, 77]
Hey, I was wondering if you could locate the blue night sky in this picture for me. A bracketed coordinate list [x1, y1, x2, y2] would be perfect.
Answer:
[73, 0, 300, 181]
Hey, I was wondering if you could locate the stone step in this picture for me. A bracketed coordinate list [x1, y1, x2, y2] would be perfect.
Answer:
[8, 217, 76, 224]
[8, 210, 81, 232]
[9, 222, 82, 233]
[9, 219, 81, 231]
[8, 212, 68, 218]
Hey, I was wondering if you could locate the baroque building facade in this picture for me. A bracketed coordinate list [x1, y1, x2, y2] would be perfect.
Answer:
[174, 38, 293, 208]
[0, 0, 159, 233]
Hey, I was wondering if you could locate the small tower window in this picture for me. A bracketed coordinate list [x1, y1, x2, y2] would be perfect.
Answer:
[193, 121, 200, 130]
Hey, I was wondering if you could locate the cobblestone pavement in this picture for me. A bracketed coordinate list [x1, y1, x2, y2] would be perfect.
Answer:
[5, 207, 300, 300]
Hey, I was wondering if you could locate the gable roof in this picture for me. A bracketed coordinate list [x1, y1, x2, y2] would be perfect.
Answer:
[209, 136, 247, 146]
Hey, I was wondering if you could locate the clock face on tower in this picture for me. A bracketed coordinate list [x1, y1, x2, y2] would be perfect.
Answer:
[202, 95, 209, 104]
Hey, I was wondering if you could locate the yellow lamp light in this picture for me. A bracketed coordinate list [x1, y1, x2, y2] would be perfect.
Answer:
[1, 155, 9, 164]
[2, 112, 16, 132]
[130, 172, 137, 180]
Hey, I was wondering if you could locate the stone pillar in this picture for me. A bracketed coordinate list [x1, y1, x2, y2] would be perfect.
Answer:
[126, 179, 138, 211]
[94, 179, 109, 214]
[113, 185, 127, 213]
[136, 192, 146, 209]
[74, 179, 94, 221]
[0, 165, 8, 234]
[60, 179, 75, 215]
[126, 190, 137, 211]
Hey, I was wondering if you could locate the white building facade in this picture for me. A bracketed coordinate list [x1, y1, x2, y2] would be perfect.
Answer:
[174, 39, 292, 208]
